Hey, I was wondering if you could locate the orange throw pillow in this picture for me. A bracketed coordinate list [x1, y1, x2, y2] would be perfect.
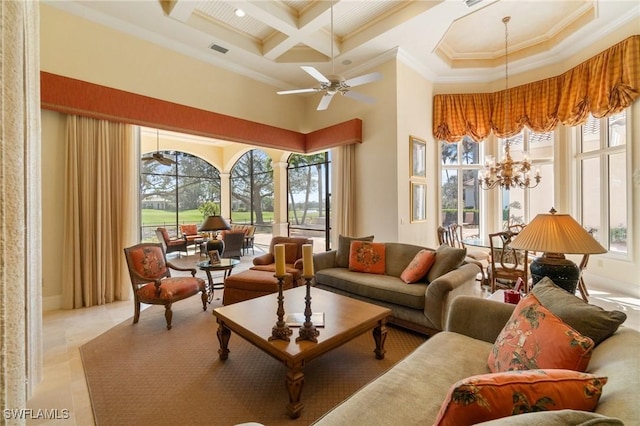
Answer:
[349, 242, 386, 274]
[400, 250, 436, 283]
[488, 293, 595, 373]
[434, 369, 607, 426]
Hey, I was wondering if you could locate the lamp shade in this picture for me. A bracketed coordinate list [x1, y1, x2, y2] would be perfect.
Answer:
[510, 210, 606, 255]
[510, 208, 606, 294]
[198, 215, 231, 232]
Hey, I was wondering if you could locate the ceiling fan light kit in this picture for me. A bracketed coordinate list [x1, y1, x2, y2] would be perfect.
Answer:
[276, 1, 382, 110]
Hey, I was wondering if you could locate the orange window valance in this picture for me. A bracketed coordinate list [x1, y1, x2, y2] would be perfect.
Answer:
[433, 35, 640, 142]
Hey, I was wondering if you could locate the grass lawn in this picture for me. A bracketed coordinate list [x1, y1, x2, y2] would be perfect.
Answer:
[141, 209, 276, 225]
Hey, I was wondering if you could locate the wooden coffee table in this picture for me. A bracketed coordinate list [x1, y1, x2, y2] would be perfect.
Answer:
[212, 286, 391, 418]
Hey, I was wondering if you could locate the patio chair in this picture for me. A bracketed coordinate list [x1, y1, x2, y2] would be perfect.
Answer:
[155, 227, 189, 257]
[123, 243, 207, 330]
[179, 224, 202, 254]
[220, 231, 245, 259]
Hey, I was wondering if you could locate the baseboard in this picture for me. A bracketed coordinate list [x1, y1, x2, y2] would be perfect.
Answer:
[43, 295, 63, 311]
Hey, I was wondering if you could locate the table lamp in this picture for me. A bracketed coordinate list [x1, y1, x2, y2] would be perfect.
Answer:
[198, 215, 231, 254]
[509, 208, 606, 294]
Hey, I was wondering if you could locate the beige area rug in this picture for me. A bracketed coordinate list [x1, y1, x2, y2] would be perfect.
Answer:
[80, 293, 426, 426]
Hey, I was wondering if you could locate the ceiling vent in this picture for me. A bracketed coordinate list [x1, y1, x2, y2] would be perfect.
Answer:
[209, 43, 229, 54]
[464, 0, 483, 6]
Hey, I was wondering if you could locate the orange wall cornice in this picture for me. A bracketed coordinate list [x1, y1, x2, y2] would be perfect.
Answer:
[40, 72, 361, 153]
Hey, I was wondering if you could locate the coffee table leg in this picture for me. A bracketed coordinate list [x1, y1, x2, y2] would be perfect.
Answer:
[285, 363, 304, 419]
[372, 321, 387, 360]
[216, 320, 231, 361]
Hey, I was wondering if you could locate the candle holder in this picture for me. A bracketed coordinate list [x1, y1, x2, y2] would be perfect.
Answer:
[296, 277, 320, 343]
[269, 275, 292, 342]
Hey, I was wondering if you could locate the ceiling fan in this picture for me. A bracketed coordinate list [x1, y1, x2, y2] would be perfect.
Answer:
[276, 2, 382, 111]
[142, 129, 176, 166]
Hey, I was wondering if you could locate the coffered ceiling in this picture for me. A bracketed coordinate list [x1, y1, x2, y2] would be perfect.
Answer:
[45, 0, 638, 91]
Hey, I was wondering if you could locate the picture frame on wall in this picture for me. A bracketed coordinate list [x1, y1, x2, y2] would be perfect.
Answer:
[410, 136, 426, 178]
[411, 182, 427, 223]
[208, 250, 221, 265]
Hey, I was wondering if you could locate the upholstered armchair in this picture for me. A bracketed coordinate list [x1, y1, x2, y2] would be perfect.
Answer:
[123, 243, 208, 330]
[155, 227, 188, 257]
[251, 236, 312, 284]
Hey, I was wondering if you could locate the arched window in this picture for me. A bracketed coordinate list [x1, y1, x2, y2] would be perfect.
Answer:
[230, 149, 273, 234]
[288, 152, 331, 250]
[140, 150, 220, 241]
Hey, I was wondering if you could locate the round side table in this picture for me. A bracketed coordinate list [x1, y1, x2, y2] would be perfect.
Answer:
[197, 258, 240, 303]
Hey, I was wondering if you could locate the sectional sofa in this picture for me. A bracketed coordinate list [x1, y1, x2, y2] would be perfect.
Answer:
[314, 279, 638, 425]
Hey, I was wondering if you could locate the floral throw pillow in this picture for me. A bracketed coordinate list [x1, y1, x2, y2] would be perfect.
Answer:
[434, 369, 607, 426]
[400, 249, 436, 283]
[348, 241, 386, 274]
[488, 293, 595, 373]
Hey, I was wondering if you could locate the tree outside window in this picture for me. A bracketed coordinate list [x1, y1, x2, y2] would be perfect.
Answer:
[231, 150, 274, 232]
[140, 151, 220, 241]
[441, 136, 482, 238]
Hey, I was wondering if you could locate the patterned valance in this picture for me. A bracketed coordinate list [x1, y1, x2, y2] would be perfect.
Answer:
[433, 35, 640, 142]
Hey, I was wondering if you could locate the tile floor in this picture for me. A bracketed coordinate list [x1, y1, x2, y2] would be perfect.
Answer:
[25, 265, 640, 426]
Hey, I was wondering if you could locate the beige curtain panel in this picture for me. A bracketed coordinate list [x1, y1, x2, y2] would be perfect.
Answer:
[62, 116, 137, 309]
[434, 35, 640, 142]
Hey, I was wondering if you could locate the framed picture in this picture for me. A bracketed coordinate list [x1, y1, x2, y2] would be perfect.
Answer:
[208, 250, 221, 265]
[410, 182, 427, 223]
[410, 136, 426, 178]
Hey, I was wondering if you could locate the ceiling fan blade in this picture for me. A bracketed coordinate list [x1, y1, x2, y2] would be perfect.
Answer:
[344, 90, 376, 104]
[317, 93, 335, 111]
[344, 72, 383, 88]
[157, 156, 175, 166]
[301, 66, 330, 84]
[277, 88, 318, 95]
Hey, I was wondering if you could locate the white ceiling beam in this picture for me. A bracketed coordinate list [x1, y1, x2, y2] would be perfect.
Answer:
[166, 0, 198, 22]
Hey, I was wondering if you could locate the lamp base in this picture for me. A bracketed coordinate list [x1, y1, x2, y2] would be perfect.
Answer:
[530, 254, 580, 294]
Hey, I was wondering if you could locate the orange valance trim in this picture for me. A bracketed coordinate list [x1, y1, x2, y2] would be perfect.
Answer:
[434, 35, 640, 142]
[40, 72, 362, 153]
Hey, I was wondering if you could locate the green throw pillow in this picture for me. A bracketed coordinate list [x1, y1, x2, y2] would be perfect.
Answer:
[426, 244, 467, 283]
[336, 235, 374, 268]
[531, 277, 626, 345]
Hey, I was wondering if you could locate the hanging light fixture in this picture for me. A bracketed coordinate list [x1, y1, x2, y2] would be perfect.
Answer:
[479, 16, 541, 191]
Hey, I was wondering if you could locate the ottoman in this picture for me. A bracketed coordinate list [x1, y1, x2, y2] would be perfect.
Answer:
[223, 269, 295, 305]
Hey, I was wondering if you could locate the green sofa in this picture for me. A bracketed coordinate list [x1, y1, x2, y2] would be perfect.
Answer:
[314, 294, 639, 425]
[313, 241, 482, 335]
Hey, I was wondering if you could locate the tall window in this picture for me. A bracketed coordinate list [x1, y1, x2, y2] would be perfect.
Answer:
[441, 136, 482, 238]
[500, 130, 555, 227]
[577, 111, 628, 254]
[288, 152, 331, 250]
[140, 151, 220, 241]
[231, 149, 274, 234]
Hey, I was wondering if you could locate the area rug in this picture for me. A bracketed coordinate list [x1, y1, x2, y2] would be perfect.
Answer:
[80, 294, 426, 426]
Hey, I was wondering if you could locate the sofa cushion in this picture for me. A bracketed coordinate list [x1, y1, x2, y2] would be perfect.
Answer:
[434, 369, 607, 426]
[336, 235, 374, 268]
[532, 277, 626, 346]
[426, 244, 466, 283]
[315, 268, 427, 309]
[488, 293, 594, 373]
[349, 241, 386, 274]
[400, 249, 436, 284]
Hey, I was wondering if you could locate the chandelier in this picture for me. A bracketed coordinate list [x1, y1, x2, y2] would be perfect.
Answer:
[479, 16, 541, 191]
